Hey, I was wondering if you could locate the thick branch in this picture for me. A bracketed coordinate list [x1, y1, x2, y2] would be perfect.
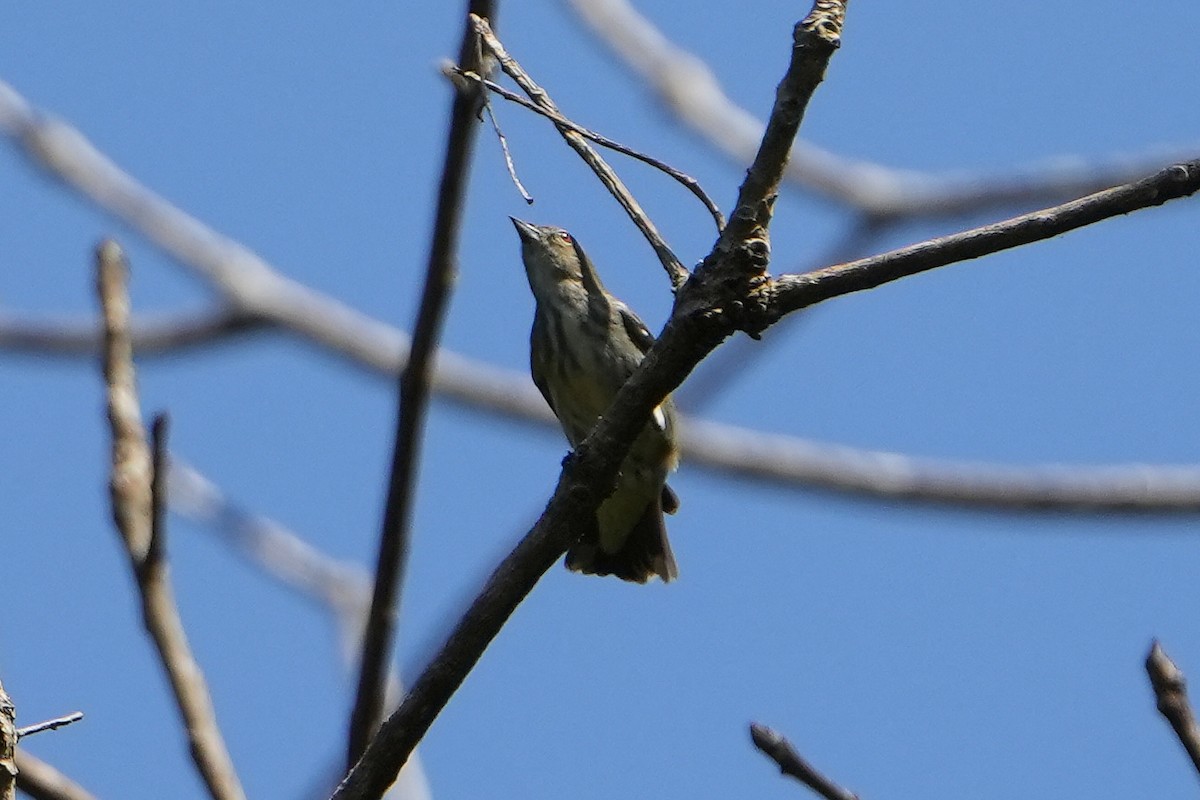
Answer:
[98, 241, 245, 800]
[770, 161, 1200, 318]
[13, 752, 97, 800]
[347, 0, 495, 768]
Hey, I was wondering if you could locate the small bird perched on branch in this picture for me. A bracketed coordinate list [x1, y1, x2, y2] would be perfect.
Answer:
[511, 217, 680, 583]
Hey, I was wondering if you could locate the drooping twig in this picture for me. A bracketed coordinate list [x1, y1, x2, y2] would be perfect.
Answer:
[13, 751, 98, 800]
[471, 14, 691, 288]
[330, 7, 847, 800]
[750, 723, 859, 800]
[1146, 640, 1200, 777]
[446, 64, 725, 230]
[98, 240, 246, 800]
[15, 713, 84, 740]
[566, 0, 1196, 221]
[347, 0, 496, 770]
[481, 95, 533, 203]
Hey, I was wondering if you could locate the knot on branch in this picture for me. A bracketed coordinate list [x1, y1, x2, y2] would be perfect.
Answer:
[800, 0, 847, 46]
[682, 235, 774, 340]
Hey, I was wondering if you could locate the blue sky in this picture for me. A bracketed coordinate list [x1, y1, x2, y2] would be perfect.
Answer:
[4, 2, 1200, 799]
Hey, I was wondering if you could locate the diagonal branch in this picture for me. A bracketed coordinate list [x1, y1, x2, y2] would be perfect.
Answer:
[13, 752, 98, 800]
[1146, 640, 1200, 778]
[330, 6, 847, 799]
[472, 14, 691, 288]
[97, 240, 245, 800]
[167, 460, 432, 800]
[750, 723, 859, 800]
[347, 0, 495, 768]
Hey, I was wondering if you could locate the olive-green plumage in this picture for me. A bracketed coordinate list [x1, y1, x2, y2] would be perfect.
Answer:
[511, 217, 679, 583]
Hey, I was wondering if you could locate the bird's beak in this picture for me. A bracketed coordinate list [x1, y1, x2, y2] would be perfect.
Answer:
[510, 216, 538, 242]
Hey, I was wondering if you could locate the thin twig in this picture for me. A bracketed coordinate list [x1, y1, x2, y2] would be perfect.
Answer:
[471, 14, 692, 288]
[347, 0, 496, 770]
[749, 723, 859, 800]
[447, 64, 725, 230]
[1146, 640, 1200, 777]
[330, 7, 847, 800]
[15, 713, 84, 740]
[482, 96, 533, 203]
[98, 240, 246, 800]
[13, 752, 98, 800]
[565, 0, 1196, 220]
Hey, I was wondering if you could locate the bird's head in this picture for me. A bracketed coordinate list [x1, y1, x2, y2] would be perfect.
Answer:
[511, 217, 589, 288]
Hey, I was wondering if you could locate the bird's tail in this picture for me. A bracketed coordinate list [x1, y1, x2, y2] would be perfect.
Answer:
[565, 493, 678, 583]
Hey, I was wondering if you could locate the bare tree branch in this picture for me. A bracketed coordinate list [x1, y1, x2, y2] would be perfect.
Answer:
[564, 0, 1195, 221]
[1, 681, 14, 800]
[330, 6, 846, 799]
[97, 240, 245, 800]
[681, 419, 1200, 512]
[0, 307, 262, 358]
[1146, 640, 1200, 778]
[0, 78, 411, 379]
[473, 14, 691, 288]
[750, 723, 859, 800]
[15, 302, 1200, 513]
[15, 714, 84, 740]
[769, 161, 1200, 318]
[13, 752, 97, 800]
[348, 0, 496, 769]
[167, 461, 432, 800]
[10, 76, 1200, 515]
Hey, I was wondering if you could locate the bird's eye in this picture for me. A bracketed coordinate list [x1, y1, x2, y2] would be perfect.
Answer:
[557, 232, 573, 244]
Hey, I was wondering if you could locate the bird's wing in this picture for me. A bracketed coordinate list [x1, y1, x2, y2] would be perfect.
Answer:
[617, 305, 674, 433]
[617, 304, 656, 355]
[530, 312, 558, 417]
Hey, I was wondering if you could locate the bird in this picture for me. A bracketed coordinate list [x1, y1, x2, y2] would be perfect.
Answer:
[511, 217, 680, 583]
